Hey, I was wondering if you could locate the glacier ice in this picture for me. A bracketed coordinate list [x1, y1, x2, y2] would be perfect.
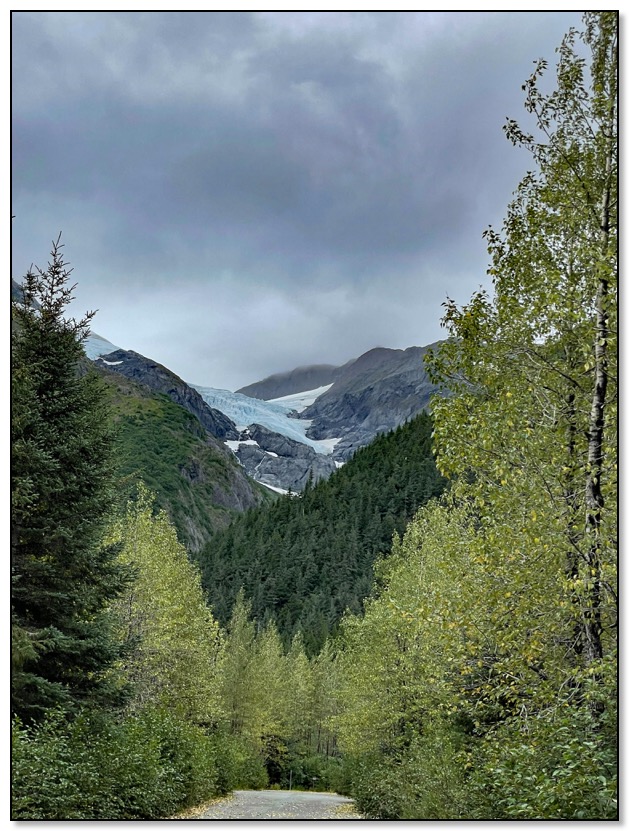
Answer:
[192, 384, 339, 455]
[83, 332, 121, 361]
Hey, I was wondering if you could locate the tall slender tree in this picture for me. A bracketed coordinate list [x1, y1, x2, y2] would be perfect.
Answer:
[11, 236, 131, 721]
[108, 486, 224, 724]
[428, 9, 617, 685]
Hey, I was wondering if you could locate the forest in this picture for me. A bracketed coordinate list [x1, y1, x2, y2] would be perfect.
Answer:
[11, 13, 617, 820]
[196, 411, 446, 654]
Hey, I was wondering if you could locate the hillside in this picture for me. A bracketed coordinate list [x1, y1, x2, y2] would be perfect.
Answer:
[196, 411, 446, 653]
[96, 365, 273, 552]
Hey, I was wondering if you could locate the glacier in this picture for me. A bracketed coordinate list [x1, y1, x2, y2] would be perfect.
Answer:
[83, 332, 121, 361]
[191, 384, 339, 455]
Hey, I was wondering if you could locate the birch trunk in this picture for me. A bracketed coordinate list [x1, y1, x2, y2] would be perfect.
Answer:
[582, 29, 617, 664]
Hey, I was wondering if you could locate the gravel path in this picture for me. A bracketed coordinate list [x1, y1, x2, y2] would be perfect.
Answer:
[194, 789, 362, 820]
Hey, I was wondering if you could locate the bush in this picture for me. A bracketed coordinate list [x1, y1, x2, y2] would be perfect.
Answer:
[205, 730, 269, 793]
[207, 729, 240, 795]
[347, 753, 415, 819]
[139, 709, 219, 813]
[469, 703, 618, 820]
[342, 720, 468, 820]
[212, 734, 269, 790]
[11, 708, 221, 820]
[331, 755, 355, 797]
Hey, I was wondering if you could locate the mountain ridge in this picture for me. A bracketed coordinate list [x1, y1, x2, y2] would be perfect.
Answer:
[94, 348, 239, 440]
[236, 363, 348, 400]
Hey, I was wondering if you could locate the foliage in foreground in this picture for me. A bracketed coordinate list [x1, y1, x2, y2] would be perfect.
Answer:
[11, 708, 224, 820]
[334, 12, 617, 820]
[12, 494, 342, 819]
[11, 237, 132, 722]
[336, 498, 617, 819]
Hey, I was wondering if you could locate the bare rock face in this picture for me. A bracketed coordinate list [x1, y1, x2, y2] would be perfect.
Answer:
[229, 424, 337, 492]
[246, 424, 314, 459]
[302, 344, 441, 460]
[96, 348, 238, 439]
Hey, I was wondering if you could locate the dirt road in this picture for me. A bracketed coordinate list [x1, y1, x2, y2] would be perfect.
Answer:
[193, 789, 362, 820]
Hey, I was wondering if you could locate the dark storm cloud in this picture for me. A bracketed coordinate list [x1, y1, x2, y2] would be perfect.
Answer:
[12, 11, 583, 389]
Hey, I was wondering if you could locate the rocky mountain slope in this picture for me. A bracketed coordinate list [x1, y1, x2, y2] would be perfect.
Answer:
[229, 424, 337, 492]
[15, 275, 442, 493]
[12, 279, 272, 552]
[94, 348, 239, 440]
[301, 344, 441, 459]
[231, 342, 442, 465]
[94, 363, 272, 552]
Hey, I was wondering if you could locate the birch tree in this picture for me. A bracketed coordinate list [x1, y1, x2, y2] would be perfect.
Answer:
[109, 487, 224, 725]
[428, 9, 617, 686]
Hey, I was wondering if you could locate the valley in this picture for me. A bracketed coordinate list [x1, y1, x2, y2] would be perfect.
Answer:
[86, 327, 442, 497]
[11, 11, 617, 823]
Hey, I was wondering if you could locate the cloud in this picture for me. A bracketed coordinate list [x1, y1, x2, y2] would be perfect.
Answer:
[12, 11, 583, 389]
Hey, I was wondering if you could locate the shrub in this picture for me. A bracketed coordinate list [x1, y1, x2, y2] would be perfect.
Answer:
[341, 720, 468, 820]
[347, 753, 414, 819]
[11, 708, 222, 820]
[469, 704, 618, 820]
[212, 734, 269, 790]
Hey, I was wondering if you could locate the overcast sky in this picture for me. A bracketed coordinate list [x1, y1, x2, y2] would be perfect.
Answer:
[12, 11, 583, 391]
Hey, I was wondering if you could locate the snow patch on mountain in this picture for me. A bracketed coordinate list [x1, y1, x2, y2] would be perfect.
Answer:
[192, 385, 340, 455]
[267, 384, 334, 413]
[314, 437, 342, 454]
[225, 439, 259, 451]
[225, 439, 279, 459]
[260, 482, 293, 496]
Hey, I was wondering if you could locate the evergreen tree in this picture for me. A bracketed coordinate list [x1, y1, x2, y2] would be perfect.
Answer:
[198, 411, 446, 652]
[11, 236, 131, 721]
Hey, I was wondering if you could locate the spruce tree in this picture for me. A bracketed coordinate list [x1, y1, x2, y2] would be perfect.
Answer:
[11, 236, 131, 721]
